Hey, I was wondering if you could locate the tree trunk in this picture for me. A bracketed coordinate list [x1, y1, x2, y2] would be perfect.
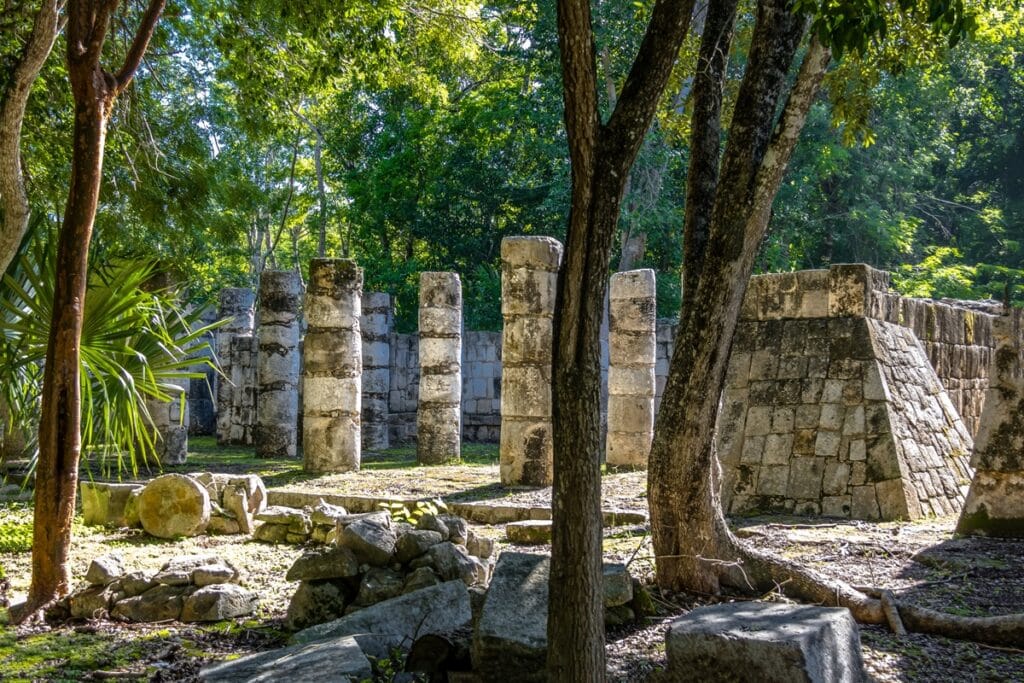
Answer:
[549, 1, 695, 679]
[14, 0, 165, 623]
[649, 0, 830, 595]
[0, 0, 62, 277]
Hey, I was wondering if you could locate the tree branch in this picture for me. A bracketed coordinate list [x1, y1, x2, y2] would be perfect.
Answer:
[604, 0, 695, 166]
[114, 0, 165, 93]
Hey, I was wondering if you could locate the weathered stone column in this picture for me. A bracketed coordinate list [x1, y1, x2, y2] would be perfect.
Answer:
[229, 335, 258, 445]
[607, 269, 657, 468]
[256, 271, 302, 458]
[417, 272, 462, 464]
[361, 292, 392, 451]
[303, 259, 363, 472]
[957, 308, 1024, 536]
[216, 287, 255, 445]
[146, 381, 189, 465]
[500, 236, 562, 486]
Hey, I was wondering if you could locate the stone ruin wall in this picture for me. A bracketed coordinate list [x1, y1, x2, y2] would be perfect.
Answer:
[387, 330, 501, 445]
[201, 262, 1008, 521]
[714, 265, 987, 520]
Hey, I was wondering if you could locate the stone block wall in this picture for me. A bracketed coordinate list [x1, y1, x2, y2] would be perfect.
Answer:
[387, 331, 502, 445]
[717, 265, 979, 520]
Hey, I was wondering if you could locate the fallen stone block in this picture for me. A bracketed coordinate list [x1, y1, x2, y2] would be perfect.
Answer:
[665, 602, 867, 683]
[182, 584, 259, 622]
[339, 512, 397, 566]
[294, 579, 470, 645]
[85, 554, 126, 586]
[505, 520, 552, 545]
[286, 546, 360, 582]
[200, 635, 372, 682]
[473, 552, 549, 682]
[80, 482, 143, 528]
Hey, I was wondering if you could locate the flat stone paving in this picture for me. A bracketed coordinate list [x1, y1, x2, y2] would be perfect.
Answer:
[268, 462, 649, 514]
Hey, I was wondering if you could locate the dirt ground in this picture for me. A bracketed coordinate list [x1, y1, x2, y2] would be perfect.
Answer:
[2, 447, 1023, 681]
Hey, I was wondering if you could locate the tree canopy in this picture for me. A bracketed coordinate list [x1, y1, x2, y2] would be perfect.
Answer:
[5, 0, 1019, 325]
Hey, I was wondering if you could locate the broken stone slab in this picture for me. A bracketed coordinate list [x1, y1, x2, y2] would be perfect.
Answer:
[137, 473, 211, 539]
[505, 520, 552, 545]
[80, 482, 143, 527]
[255, 505, 311, 526]
[120, 571, 155, 598]
[85, 554, 126, 586]
[474, 552, 549, 682]
[402, 566, 441, 594]
[154, 555, 237, 586]
[665, 602, 867, 683]
[70, 584, 114, 620]
[339, 513, 397, 566]
[200, 635, 373, 683]
[253, 522, 290, 544]
[286, 546, 360, 582]
[294, 580, 471, 645]
[182, 583, 259, 622]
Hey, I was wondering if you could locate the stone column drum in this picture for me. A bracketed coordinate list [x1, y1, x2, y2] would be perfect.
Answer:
[303, 259, 363, 472]
[417, 272, 463, 464]
[215, 287, 255, 445]
[361, 292, 392, 451]
[606, 269, 657, 468]
[256, 270, 302, 458]
[499, 236, 563, 486]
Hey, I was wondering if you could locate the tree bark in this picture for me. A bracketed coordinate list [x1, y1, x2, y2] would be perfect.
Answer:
[549, 1, 694, 680]
[649, 0, 824, 596]
[681, 0, 737, 303]
[14, 0, 164, 624]
[0, 0, 63, 277]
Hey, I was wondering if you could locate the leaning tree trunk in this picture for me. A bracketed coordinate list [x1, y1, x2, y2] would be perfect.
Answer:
[0, 0, 62, 277]
[649, 0, 822, 594]
[549, 1, 695, 680]
[15, 0, 165, 623]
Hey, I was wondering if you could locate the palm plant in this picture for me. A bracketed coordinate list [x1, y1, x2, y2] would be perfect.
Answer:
[0, 240, 222, 477]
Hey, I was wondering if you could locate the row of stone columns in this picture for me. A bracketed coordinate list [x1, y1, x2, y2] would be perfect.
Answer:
[212, 244, 659, 482]
[496, 236, 658, 486]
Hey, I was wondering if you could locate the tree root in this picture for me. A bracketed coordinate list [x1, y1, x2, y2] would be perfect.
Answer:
[714, 533, 1024, 648]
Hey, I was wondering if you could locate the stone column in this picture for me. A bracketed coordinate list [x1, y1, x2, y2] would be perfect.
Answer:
[302, 259, 363, 472]
[146, 381, 189, 465]
[417, 272, 463, 464]
[256, 270, 302, 458]
[361, 292, 392, 451]
[499, 236, 562, 486]
[215, 287, 255, 445]
[957, 308, 1024, 536]
[606, 269, 657, 469]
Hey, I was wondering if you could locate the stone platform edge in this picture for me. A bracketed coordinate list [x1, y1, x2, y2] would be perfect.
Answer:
[266, 488, 647, 527]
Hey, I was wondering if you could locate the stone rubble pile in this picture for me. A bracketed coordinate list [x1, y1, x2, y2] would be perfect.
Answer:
[283, 509, 495, 631]
[56, 553, 258, 624]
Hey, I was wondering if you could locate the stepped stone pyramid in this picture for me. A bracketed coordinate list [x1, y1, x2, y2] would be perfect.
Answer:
[958, 308, 1024, 536]
[718, 265, 983, 520]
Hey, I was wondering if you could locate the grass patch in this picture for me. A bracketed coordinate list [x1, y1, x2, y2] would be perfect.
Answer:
[367, 443, 499, 468]
[0, 626, 153, 681]
[0, 504, 33, 554]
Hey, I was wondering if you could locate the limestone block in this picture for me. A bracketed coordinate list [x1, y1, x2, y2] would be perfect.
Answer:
[501, 267, 559, 317]
[474, 552, 549, 682]
[666, 603, 867, 683]
[80, 482, 143, 528]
